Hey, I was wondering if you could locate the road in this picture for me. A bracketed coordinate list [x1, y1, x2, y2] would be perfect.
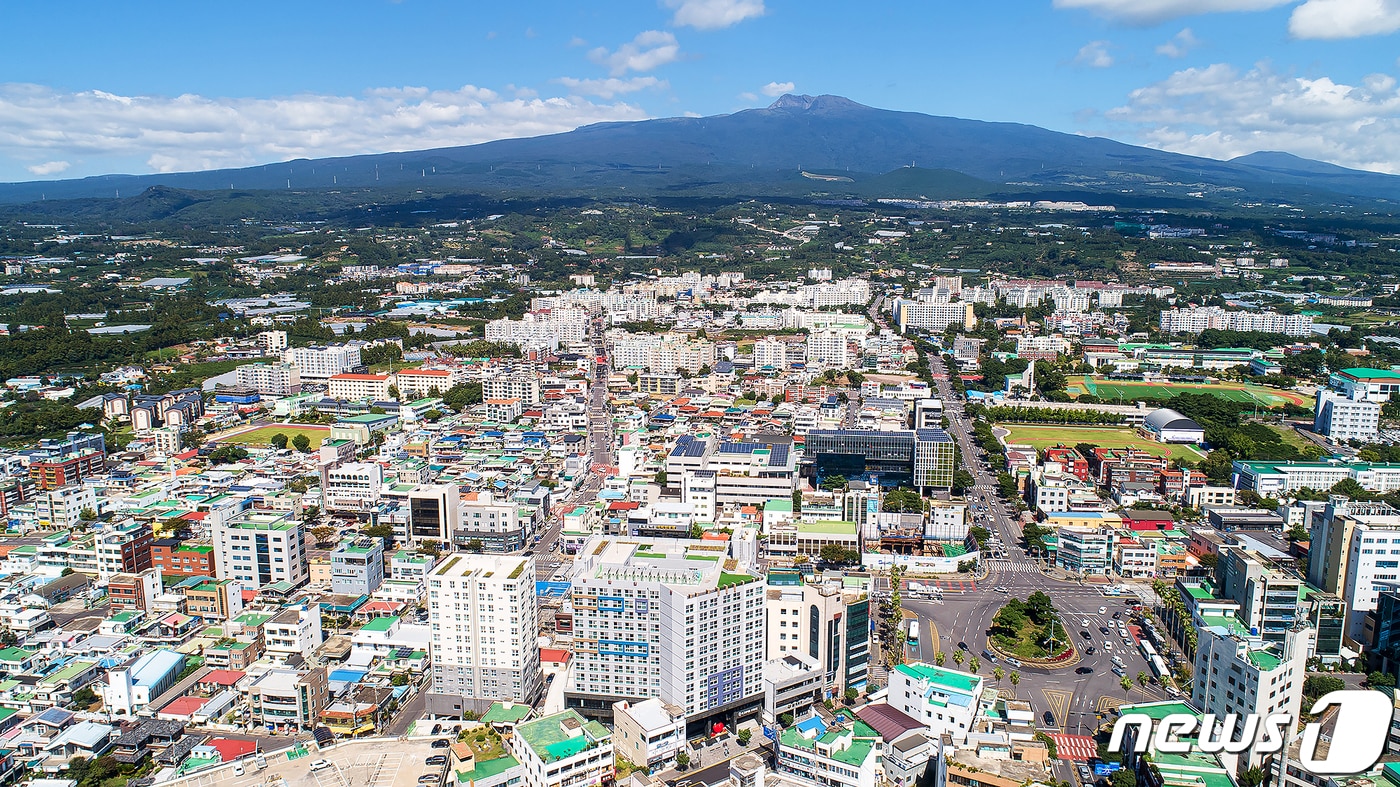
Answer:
[875, 296, 1171, 783]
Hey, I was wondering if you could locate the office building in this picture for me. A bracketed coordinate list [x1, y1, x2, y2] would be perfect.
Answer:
[803, 429, 955, 490]
[427, 554, 541, 715]
[323, 462, 383, 514]
[212, 511, 307, 589]
[459, 491, 531, 553]
[1055, 526, 1112, 575]
[409, 483, 460, 545]
[764, 579, 870, 695]
[566, 537, 765, 727]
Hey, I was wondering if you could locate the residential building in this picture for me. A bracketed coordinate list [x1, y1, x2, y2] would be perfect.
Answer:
[234, 363, 301, 397]
[458, 491, 531, 553]
[284, 344, 361, 379]
[566, 537, 765, 727]
[245, 668, 329, 732]
[264, 605, 324, 663]
[211, 511, 307, 590]
[510, 710, 613, 787]
[331, 537, 385, 597]
[95, 520, 153, 578]
[1159, 307, 1313, 337]
[324, 462, 384, 514]
[1190, 622, 1307, 767]
[892, 299, 976, 332]
[150, 540, 214, 577]
[1314, 389, 1383, 442]
[427, 554, 542, 715]
[108, 569, 162, 613]
[612, 699, 686, 772]
[776, 712, 882, 787]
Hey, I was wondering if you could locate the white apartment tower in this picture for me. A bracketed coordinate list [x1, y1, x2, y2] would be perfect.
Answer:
[212, 511, 308, 589]
[283, 344, 362, 379]
[427, 553, 542, 713]
[566, 537, 765, 723]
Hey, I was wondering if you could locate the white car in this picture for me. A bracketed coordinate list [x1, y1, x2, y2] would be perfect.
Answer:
[310, 760, 332, 772]
[233, 763, 245, 777]
[1103, 642, 1113, 651]
[1098, 606, 1107, 614]
[1081, 619, 1090, 627]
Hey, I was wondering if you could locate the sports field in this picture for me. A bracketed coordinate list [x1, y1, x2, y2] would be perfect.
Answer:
[996, 423, 1205, 463]
[221, 424, 329, 449]
[1065, 375, 1311, 409]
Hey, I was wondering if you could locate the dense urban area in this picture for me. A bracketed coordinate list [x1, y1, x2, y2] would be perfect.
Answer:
[1, 195, 1399, 787]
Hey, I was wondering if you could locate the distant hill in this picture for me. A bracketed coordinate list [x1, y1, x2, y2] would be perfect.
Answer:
[2, 94, 1398, 208]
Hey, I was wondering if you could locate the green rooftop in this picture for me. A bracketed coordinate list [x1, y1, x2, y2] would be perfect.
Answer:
[718, 571, 756, 589]
[461, 755, 519, 781]
[481, 701, 533, 725]
[895, 662, 981, 694]
[798, 520, 858, 536]
[359, 616, 399, 633]
[1341, 367, 1400, 380]
[516, 710, 609, 763]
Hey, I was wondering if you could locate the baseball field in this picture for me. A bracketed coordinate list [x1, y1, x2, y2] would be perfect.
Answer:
[1064, 375, 1311, 409]
[996, 423, 1205, 463]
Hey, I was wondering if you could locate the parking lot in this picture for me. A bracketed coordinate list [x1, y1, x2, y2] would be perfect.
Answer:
[164, 738, 451, 787]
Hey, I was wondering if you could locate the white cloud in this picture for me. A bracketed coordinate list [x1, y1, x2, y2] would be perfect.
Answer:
[1290, 0, 1400, 38]
[1156, 28, 1201, 57]
[761, 81, 796, 96]
[588, 31, 681, 76]
[553, 76, 668, 99]
[738, 91, 758, 101]
[1074, 41, 1115, 68]
[26, 160, 69, 176]
[0, 83, 649, 178]
[663, 0, 765, 29]
[1103, 62, 1400, 173]
[1053, 0, 1291, 23]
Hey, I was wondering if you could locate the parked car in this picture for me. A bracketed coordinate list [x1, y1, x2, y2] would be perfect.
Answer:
[431, 739, 452, 749]
[310, 761, 332, 772]
[1098, 606, 1107, 614]
[426, 756, 448, 766]
[233, 763, 245, 777]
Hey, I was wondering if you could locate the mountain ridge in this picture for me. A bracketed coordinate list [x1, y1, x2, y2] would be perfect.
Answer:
[0, 94, 1395, 207]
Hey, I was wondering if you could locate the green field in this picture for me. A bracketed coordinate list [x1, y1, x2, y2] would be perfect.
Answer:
[997, 423, 1204, 463]
[1065, 375, 1311, 409]
[223, 424, 329, 449]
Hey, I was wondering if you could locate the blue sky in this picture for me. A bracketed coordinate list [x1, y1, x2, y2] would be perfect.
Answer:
[3, 0, 1400, 181]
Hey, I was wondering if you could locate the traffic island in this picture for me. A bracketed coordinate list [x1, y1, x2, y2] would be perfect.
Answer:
[985, 591, 1080, 670]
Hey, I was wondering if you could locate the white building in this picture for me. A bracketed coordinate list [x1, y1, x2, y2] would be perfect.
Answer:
[36, 486, 97, 530]
[1191, 623, 1307, 767]
[211, 511, 308, 589]
[765, 581, 871, 695]
[459, 491, 532, 553]
[257, 330, 289, 355]
[264, 604, 324, 663]
[754, 338, 791, 372]
[284, 344, 361, 379]
[427, 553, 542, 712]
[510, 710, 613, 787]
[567, 537, 765, 720]
[887, 662, 986, 743]
[1314, 389, 1383, 443]
[327, 373, 393, 401]
[235, 362, 302, 396]
[612, 698, 686, 772]
[484, 373, 542, 406]
[323, 462, 384, 513]
[394, 368, 454, 399]
[806, 331, 852, 369]
[1159, 307, 1313, 337]
[892, 299, 975, 332]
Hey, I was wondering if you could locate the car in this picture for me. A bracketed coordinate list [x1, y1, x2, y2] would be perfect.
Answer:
[1098, 606, 1107, 614]
[1112, 612, 1121, 620]
[1086, 646, 1096, 655]
[419, 776, 441, 785]
[1081, 619, 1090, 627]
[431, 739, 452, 749]
[1043, 711, 1056, 726]
[426, 756, 448, 766]
[1005, 657, 1022, 668]
[1080, 630, 1091, 639]
[233, 763, 245, 777]
[255, 755, 267, 770]
[1076, 666, 1094, 675]
[994, 586, 1009, 593]
[981, 649, 998, 663]
[431, 724, 442, 734]
[1103, 642, 1113, 651]
[310, 761, 332, 772]
[1079, 766, 1093, 781]
[1099, 626, 1111, 634]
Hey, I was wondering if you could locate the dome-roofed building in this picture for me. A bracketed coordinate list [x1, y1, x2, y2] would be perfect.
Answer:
[1143, 407, 1205, 444]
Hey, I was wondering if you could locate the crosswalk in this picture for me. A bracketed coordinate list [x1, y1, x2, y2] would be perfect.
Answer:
[986, 558, 1042, 573]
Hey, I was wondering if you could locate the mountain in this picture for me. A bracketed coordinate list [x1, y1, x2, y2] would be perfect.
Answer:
[2, 94, 1398, 207]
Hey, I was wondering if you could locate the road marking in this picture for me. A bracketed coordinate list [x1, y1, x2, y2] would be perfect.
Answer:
[1041, 688, 1073, 730]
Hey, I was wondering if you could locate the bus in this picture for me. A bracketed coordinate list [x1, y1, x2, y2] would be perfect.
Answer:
[907, 619, 919, 646]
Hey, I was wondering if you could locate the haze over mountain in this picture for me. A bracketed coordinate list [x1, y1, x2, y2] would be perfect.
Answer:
[1, 94, 1396, 208]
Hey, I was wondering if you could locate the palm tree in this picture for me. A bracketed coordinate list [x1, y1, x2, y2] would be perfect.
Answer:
[952, 649, 965, 666]
[1137, 671, 1150, 700]
[993, 666, 1005, 685]
[934, 651, 946, 667]
[1120, 674, 1133, 703]
[969, 656, 981, 674]
[1010, 672, 1021, 689]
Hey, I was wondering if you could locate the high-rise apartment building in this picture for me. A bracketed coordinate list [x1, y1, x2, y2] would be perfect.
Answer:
[426, 553, 541, 715]
[283, 344, 362, 379]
